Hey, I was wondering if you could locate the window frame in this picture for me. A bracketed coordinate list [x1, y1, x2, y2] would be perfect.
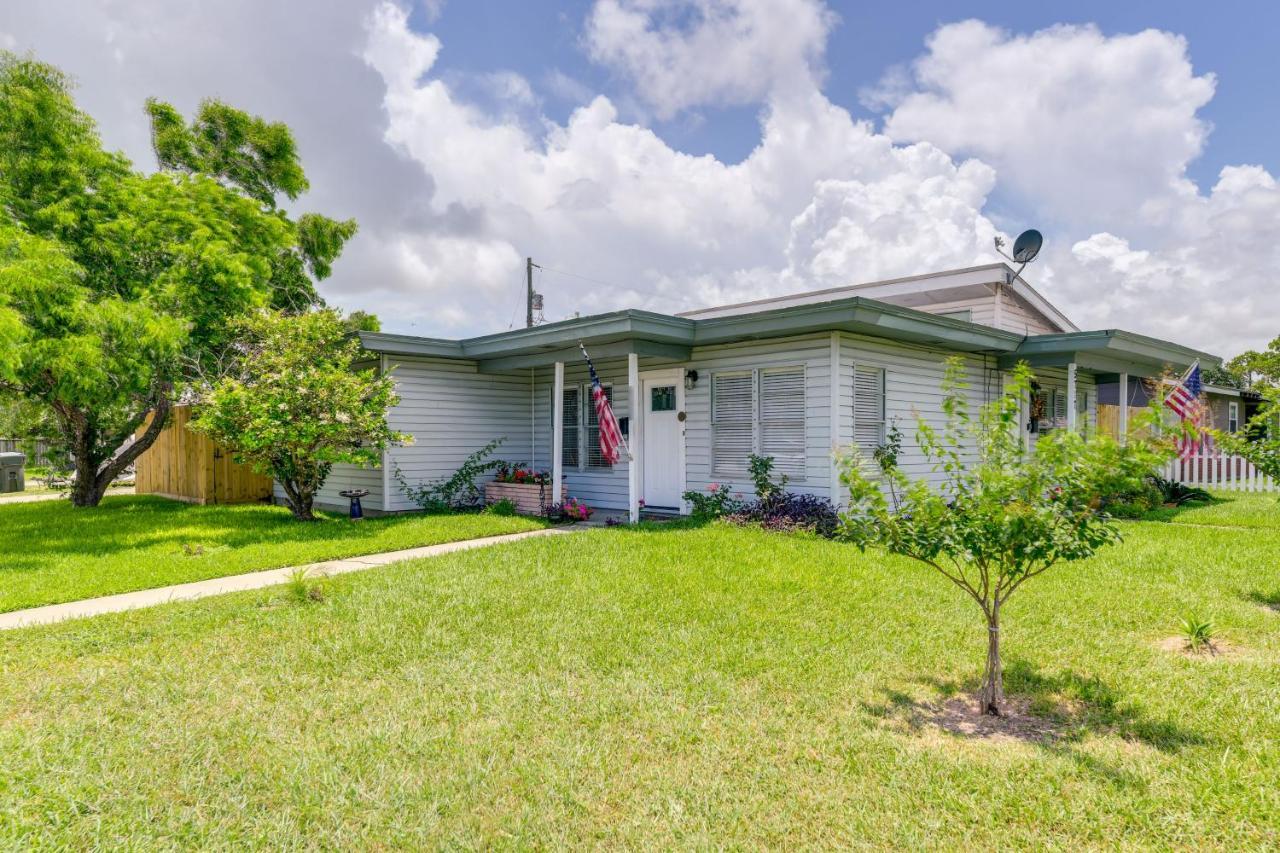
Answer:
[852, 364, 887, 454]
[710, 365, 808, 481]
[1228, 401, 1240, 433]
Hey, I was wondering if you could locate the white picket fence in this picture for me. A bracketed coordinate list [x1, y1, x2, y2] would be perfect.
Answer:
[1163, 451, 1276, 492]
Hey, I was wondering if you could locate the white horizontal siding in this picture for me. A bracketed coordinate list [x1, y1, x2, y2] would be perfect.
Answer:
[683, 334, 833, 504]
[1002, 291, 1058, 335]
[910, 295, 998, 328]
[276, 463, 385, 513]
[837, 332, 996, 494]
[382, 356, 533, 512]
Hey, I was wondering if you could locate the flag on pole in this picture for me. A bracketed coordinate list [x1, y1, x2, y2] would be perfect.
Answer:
[1164, 361, 1214, 458]
[580, 343, 627, 465]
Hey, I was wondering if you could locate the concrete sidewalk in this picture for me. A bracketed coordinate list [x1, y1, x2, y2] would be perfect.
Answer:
[0, 527, 567, 631]
[0, 486, 134, 505]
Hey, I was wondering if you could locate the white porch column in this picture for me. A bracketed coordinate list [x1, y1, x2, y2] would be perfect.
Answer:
[552, 361, 564, 506]
[1118, 373, 1129, 445]
[1066, 362, 1079, 433]
[627, 352, 641, 523]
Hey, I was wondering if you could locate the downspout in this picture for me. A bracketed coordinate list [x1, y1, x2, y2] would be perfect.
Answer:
[381, 353, 391, 511]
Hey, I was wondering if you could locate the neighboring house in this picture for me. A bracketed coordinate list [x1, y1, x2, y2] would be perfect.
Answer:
[1096, 379, 1263, 435]
[296, 263, 1218, 517]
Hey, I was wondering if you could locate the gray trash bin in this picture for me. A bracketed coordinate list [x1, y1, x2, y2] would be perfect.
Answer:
[0, 452, 24, 493]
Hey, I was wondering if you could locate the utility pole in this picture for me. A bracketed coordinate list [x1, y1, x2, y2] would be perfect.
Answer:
[526, 257, 541, 327]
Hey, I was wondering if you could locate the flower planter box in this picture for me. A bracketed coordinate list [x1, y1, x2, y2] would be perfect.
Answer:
[484, 481, 565, 516]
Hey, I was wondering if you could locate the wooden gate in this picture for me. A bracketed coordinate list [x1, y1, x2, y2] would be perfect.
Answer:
[134, 406, 273, 504]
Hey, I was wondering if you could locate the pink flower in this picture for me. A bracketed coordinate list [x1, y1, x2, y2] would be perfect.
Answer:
[708, 483, 720, 492]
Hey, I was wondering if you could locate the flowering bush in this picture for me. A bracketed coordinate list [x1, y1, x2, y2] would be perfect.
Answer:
[493, 461, 551, 485]
[682, 482, 745, 520]
[551, 497, 593, 522]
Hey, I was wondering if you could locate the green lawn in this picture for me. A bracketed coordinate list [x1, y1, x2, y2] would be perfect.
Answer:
[1142, 489, 1280, 529]
[0, 495, 1277, 846]
[0, 495, 544, 612]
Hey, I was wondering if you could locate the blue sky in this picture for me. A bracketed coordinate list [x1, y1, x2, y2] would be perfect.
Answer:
[2, 1, 1277, 355]
[425, 1, 1280, 191]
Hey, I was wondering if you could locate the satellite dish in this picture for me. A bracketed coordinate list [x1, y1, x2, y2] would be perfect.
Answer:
[1011, 229, 1043, 264]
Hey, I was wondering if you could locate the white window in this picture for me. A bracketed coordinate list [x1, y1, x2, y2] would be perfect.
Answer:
[759, 366, 806, 479]
[585, 384, 615, 469]
[711, 366, 808, 480]
[561, 383, 617, 470]
[561, 386, 580, 468]
[711, 371, 756, 478]
[1229, 401, 1240, 433]
[853, 365, 886, 454]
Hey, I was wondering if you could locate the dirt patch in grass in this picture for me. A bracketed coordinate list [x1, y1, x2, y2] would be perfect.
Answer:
[1157, 636, 1240, 659]
[920, 696, 1074, 744]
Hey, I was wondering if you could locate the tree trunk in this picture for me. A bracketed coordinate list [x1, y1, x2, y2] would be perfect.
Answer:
[278, 477, 317, 521]
[65, 395, 172, 508]
[978, 605, 1004, 716]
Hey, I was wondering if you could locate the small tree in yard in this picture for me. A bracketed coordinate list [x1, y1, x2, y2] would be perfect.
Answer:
[841, 358, 1167, 716]
[191, 310, 407, 521]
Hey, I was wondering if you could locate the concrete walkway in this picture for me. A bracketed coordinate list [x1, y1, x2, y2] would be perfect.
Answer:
[0, 486, 134, 505]
[0, 527, 567, 631]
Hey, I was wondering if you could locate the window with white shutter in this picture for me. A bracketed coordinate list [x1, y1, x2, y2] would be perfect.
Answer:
[712, 371, 755, 477]
[759, 366, 806, 479]
[561, 386, 580, 468]
[853, 366, 885, 453]
[585, 384, 614, 469]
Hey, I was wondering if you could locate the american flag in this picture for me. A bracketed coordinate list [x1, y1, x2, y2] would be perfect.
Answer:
[1164, 361, 1214, 458]
[580, 344, 627, 465]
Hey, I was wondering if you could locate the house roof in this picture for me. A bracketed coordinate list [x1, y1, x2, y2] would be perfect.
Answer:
[679, 263, 1080, 334]
[360, 290, 1217, 376]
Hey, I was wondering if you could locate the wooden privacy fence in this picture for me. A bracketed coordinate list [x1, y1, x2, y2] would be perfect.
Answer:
[1163, 451, 1276, 493]
[135, 405, 273, 504]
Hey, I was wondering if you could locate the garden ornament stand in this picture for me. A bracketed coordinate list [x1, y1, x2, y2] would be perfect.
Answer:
[339, 489, 370, 520]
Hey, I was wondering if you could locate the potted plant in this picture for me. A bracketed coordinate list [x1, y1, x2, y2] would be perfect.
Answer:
[483, 461, 565, 515]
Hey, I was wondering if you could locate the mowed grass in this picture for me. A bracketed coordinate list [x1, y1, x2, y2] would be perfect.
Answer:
[1143, 489, 1280, 529]
[0, 495, 544, 612]
[0, 496, 1277, 847]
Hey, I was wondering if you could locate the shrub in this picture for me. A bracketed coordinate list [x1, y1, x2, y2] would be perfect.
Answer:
[396, 437, 504, 512]
[728, 492, 840, 539]
[192, 310, 408, 521]
[1150, 475, 1212, 506]
[748, 453, 787, 501]
[484, 498, 517, 516]
[682, 483, 744, 520]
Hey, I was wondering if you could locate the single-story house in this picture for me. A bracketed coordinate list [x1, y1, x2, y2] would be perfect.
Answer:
[298, 263, 1219, 518]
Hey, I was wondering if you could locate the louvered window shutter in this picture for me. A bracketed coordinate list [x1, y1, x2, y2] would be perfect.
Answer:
[561, 386, 580, 468]
[759, 366, 806, 479]
[1053, 388, 1068, 428]
[712, 371, 754, 477]
[853, 366, 885, 453]
[585, 385, 614, 469]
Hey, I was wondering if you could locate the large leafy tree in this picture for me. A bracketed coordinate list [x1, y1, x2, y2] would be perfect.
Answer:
[841, 360, 1168, 716]
[0, 53, 355, 506]
[191, 309, 406, 521]
[1226, 336, 1280, 395]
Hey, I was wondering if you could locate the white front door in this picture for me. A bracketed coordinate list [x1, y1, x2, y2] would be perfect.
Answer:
[641, 372, 684, 509]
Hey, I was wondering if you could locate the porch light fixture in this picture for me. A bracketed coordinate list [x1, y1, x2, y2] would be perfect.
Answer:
[684, 369, 699, 390]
